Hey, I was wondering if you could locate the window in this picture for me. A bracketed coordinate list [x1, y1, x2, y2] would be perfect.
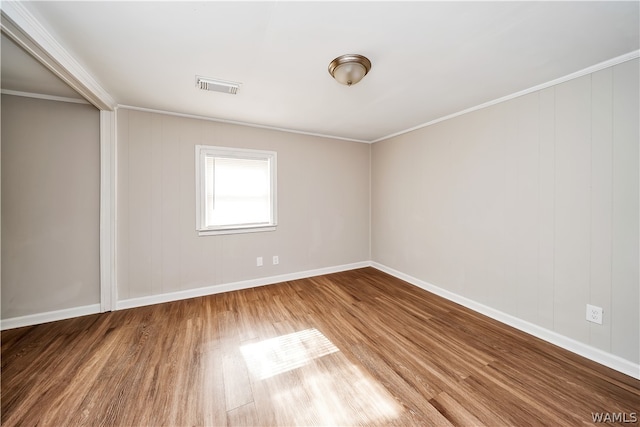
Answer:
[196, 145, 277, 235]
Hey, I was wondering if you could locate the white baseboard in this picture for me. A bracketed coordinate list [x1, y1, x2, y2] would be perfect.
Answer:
[370, 262, 640, 380]
[1, 262, 369, 330]
[4, 261, 637, 380]
[1, 304, 101, 331]
[116, 261, 370, 310]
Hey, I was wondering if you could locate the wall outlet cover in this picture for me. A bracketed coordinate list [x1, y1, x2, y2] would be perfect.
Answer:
[586, 304, 603, 325]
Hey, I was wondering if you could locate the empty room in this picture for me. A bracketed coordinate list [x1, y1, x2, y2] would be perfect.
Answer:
[1, 1, 639, 426]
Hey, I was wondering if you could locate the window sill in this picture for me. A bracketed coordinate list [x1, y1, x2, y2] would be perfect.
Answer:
[198, 225, 277, 236]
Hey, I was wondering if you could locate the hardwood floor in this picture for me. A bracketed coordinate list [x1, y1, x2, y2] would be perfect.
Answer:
[2, 267, 639, 426]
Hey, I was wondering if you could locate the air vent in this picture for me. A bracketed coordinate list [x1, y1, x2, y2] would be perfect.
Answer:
[195, 76, 240, 94]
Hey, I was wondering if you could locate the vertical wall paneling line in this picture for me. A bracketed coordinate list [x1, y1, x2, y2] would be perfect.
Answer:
[556, 75, 592, 342]
[126, 109, 133, 301]
[0, 94, 2, 315]
[536, 92, 541, 324]
[99, 110, 117, 312]
[150, 114, 162, 296]
[114, 110, 119, 307]
[610, 71, 615, 354]
[165, 117, 182, 293]
[0, 96, 1, 316]
[551, 86, 557, 331]
[537, 87, 556, 330]
[516, 93, 540, 323]
[1, 92, 2, 310]
[589, 68, 614, 352]
[368, 144, 372, 260]
[126, 109, 132, 301]
[610, 59, 640, 363]
[159, 116, 163, 294]
[552, 74, 594, 340]
[124, 109, 131, 300]
[127, 111, 136, 299]
[529, 92, 541, 323]
[587, 74, 595, 322]
[134, 112, 153, 298]
[535, 92, 541, 325]
[589, 74, 594, 346]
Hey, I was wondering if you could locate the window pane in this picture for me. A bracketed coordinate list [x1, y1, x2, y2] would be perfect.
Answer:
[205, 155, 215, 225]
[205, 156, 271, 227]
[197, 145, 277, 235]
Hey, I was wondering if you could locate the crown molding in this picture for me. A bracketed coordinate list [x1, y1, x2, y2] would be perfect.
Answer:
[118, 104, 371, 144]
[372, 50, 640, 143]
[121, 49, 640, 145]
[1, 0, 635, 144]
[0, 1, 116, 110]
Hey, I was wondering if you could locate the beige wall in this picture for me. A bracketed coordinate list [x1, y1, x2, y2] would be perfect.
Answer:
[117, 109, 370, 300]
[372, 59, 639, 364]
[1, 95, 101, 319]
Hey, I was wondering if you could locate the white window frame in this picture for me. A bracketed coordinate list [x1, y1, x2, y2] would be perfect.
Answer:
[195, 145, 277, 236]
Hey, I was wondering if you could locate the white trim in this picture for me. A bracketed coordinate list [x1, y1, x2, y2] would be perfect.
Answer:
[370, 262, 640, 380]
[119, 105, 370, 144]
[0, 89, 89, 105]
[371, 50, 640, 143]
[0, 2, 116, 110]
[100, 110, 117, 312]
[1, 304, 101, 330]
[198, 226, 276, 236]
[4, 258, 637, 379]
[119, 52, 639, 145]
[117, 261, 370, 310]
[195, 145, 278, 235]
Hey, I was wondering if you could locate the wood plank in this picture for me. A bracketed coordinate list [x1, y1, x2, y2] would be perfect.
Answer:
[227, 402, 259, 426]
[2, 268, 638, 426]
[430, 391, 486, 427]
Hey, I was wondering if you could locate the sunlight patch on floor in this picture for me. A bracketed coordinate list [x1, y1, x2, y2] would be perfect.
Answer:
[241, 328, 402, 425]
[284, 362, 402, 425]
[240, 328, 339, 380]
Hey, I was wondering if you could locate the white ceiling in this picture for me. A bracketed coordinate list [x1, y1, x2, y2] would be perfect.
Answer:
[3, 1, 639, 142]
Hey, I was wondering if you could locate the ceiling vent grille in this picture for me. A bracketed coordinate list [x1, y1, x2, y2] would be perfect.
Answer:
[196, 76, 240, 94]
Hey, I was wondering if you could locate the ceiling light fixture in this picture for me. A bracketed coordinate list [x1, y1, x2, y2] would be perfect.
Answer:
[328, 54, 371, 86]
[196, 76, 241, 94]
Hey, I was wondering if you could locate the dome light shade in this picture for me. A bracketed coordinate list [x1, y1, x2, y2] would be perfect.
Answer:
[328, 54, 371, 86]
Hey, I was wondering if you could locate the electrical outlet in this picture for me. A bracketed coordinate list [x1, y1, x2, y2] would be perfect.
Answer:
[273, 255, 279, 265]
[256, 257, 263, 267]
[586, 304, 603, 325]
